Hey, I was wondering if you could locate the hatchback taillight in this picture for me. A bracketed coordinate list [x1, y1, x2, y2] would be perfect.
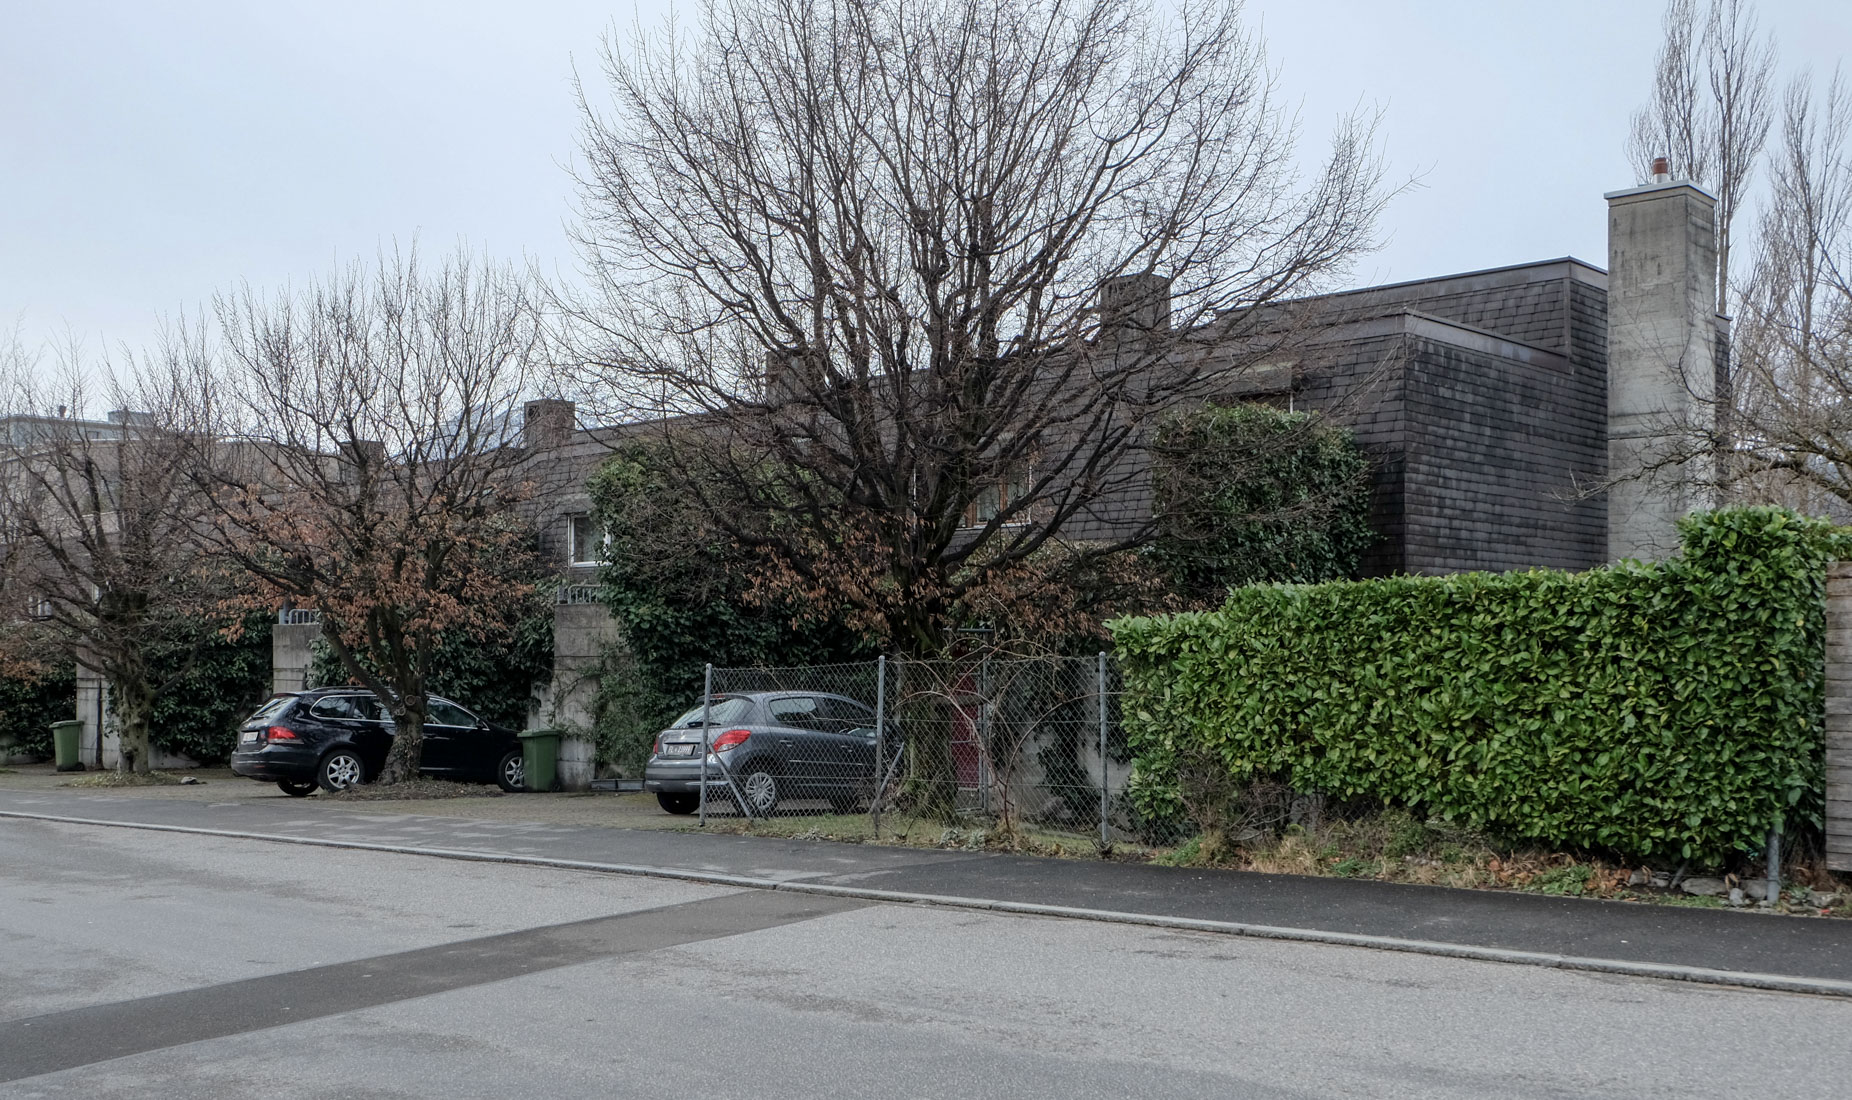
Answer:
[265, 726, 299, 744]
[710, 729, 751, 752]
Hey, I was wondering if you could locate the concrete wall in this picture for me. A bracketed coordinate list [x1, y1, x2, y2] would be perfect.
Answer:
[544, 599, 623, 790]
[272, 622, 320, 694]
[1827, 562, 1852, 873]
[1605, 179, 1720, 562]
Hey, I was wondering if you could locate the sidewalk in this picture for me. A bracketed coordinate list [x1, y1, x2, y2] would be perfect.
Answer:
[4, 785, 1851, 989]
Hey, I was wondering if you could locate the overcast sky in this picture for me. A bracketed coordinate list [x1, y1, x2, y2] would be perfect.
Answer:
[3, 0, 1849, 364]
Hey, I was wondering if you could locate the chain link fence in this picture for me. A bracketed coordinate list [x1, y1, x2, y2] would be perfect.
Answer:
[648, 654, 1194, 849]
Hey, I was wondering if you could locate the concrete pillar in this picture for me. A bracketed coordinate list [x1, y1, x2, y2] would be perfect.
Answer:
[1826, 562, 1852, 873]
[72, 667, 195, 769]
[272, 621, 320, 694]
[547, 597, 622, 791]
[75, 668, 107, 768]
[1605, 174, 1720, 561]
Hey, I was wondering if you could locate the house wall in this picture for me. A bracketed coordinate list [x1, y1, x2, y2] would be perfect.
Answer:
[1294, 263, 1611, 577]
[1827, 561, 1852, 874]
[1398, 333, 1607, 574]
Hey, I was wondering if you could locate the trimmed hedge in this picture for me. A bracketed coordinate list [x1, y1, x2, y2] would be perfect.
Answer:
[1112, 508, 1848, 861]
[1147, 403, 1373, 599]
[149, 614, 274, 765]
[0, 658, 76, 760]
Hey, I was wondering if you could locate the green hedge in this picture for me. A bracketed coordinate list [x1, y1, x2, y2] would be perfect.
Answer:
[1147, 402, 1373, 599]
[1112, 509, 1847, 862]
[0, 658, 76, 760]
[149, 614, 275, 765]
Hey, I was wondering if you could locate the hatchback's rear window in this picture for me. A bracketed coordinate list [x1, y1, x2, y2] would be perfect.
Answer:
[667, 697, 753, 728]
[245, 695, 296, 723]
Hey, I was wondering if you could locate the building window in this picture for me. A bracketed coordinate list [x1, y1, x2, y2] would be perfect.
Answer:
[965, 465, 1034, 528]
[568, 514, 606, 566]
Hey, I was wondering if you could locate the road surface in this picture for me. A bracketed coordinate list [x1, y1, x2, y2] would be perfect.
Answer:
[2, 817, 1847, 1098]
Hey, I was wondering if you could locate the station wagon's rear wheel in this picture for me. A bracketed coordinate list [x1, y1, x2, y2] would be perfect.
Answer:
[276, 779, 318, 798]
[496, 750, 525, 793]
[317, 749, 366, 793]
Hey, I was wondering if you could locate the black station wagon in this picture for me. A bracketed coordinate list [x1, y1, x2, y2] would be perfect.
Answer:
[228, 688, 525, 796]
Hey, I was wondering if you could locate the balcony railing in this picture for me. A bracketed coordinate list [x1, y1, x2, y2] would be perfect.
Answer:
[555, 585, 604, 606]
[278, 608, 322, 626]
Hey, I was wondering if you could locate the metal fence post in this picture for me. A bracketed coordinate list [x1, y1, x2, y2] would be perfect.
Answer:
[1098, 651, 1109, 849]
[872, 654, 887, 839]
[1767, 822, 1782, 904]
[977, 657, 992, 814]
[699, 664, 713, 828]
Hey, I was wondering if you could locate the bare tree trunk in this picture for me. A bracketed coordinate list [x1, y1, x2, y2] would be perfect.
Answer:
[378, 701, 426, 785]
[108, 663, 155, 775]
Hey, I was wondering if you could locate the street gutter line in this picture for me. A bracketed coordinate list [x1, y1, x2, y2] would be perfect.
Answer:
[6, 807, 1848, 1000]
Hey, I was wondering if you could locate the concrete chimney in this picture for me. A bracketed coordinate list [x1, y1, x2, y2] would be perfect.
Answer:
[522, 399, 575, 450]
[1604, 174, 1720, 562]
[1099, 273, 1173, 338]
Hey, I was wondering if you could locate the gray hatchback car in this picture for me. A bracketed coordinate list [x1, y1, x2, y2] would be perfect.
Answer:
[643, 692, 886, 815]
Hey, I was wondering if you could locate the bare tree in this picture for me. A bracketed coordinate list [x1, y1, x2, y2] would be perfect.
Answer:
[565, 0, 1389, 660]
[1628, 0, 1778, 316]
[0, 332, 228, 773]
[198, 248, 547, 785]
[1725, 71, 1852, 508]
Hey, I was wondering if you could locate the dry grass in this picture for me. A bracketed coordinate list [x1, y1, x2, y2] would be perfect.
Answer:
[324, 779, 503, 801]
[61, 770, 185, 788]
[683, 807, 1155, 860]
[1153, 804, 1851, 915]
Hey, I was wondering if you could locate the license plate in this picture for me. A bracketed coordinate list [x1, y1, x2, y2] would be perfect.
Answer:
[667, 743, 698, 757]
[239, 730, 259, 744]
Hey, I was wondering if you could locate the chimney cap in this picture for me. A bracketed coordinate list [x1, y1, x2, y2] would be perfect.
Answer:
[1651, 156, 1671, 182]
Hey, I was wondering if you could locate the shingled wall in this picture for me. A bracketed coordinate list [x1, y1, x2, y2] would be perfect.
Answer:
[1827, 561, 1852, 873]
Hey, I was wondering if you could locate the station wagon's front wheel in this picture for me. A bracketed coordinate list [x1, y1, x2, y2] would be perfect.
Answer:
[496, 750, 525, 793]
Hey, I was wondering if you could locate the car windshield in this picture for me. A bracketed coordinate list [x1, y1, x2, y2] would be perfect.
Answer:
[667, 697, 753, 728]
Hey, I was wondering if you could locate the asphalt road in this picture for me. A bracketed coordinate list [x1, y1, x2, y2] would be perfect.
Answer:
[3, 818, 1850, 1099]
[7, 787, 1851, 983]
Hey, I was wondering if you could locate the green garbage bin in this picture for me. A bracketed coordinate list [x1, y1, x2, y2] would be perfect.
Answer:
[50, 720, 86, 773]
[517, 728, 562, 793]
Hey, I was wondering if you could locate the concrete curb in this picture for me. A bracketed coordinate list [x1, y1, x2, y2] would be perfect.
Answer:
[8, 808, 1850, 1000]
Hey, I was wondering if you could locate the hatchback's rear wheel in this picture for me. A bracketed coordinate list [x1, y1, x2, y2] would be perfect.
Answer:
[656, 792, 698, 815]
[496, 750, 525, 793]
[316, 749, 366, 793]
[733, 767, 780, 816]
[276, 779, 318, 798]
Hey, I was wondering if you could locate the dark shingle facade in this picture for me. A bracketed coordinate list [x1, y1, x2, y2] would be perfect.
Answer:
[1299, 258, 1610, 576]
[522, 257, 1616, 583]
